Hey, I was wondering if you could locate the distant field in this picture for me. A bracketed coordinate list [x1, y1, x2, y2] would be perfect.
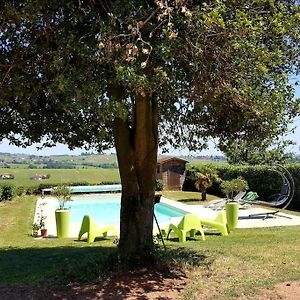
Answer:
[0, 168, 120, 187]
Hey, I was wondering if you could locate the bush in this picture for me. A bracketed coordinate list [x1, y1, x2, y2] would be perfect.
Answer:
[15, 185, 26, 196]
[26, 185, 40, 195]
[0, 183, 15, 201]
[220, 176, 248, 199]
[155, 179, 164, 191]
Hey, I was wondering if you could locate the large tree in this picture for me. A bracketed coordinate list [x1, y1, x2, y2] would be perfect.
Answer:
[1, 0, 300, 264]
[221, 138, 295, 165]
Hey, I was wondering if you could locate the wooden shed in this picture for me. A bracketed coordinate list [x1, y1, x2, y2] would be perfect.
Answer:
[156, 157, 189, 190]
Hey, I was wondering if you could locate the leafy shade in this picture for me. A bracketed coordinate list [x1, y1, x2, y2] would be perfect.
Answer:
[0, 1, 299, 150]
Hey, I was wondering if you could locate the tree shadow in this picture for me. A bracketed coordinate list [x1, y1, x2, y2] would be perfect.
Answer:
[0, 245, 212, 299]
[177, 198, 201, 203]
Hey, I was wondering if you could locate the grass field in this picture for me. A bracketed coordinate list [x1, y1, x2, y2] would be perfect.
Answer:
[1, 193, 300, 299]
[0, 168, 120, 187]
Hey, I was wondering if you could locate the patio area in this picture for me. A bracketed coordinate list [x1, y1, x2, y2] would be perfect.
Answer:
[161, 197, 300, 229]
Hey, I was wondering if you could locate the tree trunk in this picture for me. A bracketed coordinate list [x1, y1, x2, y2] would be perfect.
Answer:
[201, 189, 207, 201]
[113, 88, 158, 266]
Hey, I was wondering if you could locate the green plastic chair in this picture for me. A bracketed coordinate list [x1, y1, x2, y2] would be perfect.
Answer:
[200, 210, 228, 236]
[78, 215, 118, 243]
[166, 214, 205, 242]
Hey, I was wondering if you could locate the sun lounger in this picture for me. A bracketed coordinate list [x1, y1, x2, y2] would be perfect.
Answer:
[78, 215, 118, 243]
[200, 210, 228, 236]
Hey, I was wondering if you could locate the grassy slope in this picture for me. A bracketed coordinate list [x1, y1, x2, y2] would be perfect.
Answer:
[0, 168, 120, 187]
[1, 194, 300, 299]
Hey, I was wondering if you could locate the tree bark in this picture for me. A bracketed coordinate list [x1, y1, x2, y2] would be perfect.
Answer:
[201, 189, 207, 201]
[112, 87, 158, 266]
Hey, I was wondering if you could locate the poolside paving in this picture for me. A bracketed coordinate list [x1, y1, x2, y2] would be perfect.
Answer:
[161, 197, 300, 229]
[35, 195, 300, 239]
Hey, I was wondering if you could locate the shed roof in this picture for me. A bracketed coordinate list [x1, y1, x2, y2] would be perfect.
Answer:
[157, 156, 189, 165]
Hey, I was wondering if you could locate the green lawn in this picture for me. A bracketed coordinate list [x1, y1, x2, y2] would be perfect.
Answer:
[0, 196, 117, 285]
[161, 190, 218, 204]
[1, 194, 300, 299]
[0, 168, 120, 188]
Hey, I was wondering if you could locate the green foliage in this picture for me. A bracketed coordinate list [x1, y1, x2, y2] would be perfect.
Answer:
[0, 183, 15, 201]
[43, 161, 76, 169]
[15, 186, 26, 196]
[155, 179, 164, 191]
[183, 164, 221, 193]
[0, 1, 299, 152]
[52, 185, 72, 210]
[220, 176, 249, 200]
[221, 139, 295, 165]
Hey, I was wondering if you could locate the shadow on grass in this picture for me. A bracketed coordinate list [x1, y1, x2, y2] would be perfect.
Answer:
[177, 198, 201, 203]
[0, 245, 212, 299]
[0, 245, 118, 286]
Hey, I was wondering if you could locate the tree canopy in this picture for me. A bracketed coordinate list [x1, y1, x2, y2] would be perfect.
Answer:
[1, 0, 300, 263]
[1, 0, 299, 150]
[221, 138, 295, 164]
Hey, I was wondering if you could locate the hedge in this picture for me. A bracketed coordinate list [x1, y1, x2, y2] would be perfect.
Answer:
[0, 181, 122, 199]
[184, 163, 300, 210]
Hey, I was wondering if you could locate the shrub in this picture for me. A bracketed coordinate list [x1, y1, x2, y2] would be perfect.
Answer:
[155, 179, 164, 191]
[220, 176, 248, 199]
[52, 184, 72, 209]
[0, 183, 15, 201]
[26, 185, 40, 195]
[15, 186, 26, 196]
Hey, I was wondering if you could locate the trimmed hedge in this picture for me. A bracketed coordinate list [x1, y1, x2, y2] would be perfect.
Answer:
[184, 163, 300, 210]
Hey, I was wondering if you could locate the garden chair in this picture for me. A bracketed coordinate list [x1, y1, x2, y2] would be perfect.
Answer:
[166, 214, 205, 242]
[200, 210, 229, 236]
[78, 215, 118, 243]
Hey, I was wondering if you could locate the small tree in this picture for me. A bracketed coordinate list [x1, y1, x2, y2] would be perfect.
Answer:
[52, 185, 72, 210]
[194, 171, 220, 201]
[220, 177, 249, 200]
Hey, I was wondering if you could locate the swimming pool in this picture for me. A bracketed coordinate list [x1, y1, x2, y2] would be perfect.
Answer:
[63, 193, 187, 228]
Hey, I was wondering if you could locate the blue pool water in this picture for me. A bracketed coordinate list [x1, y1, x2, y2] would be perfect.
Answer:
[65, 194, 186, 227]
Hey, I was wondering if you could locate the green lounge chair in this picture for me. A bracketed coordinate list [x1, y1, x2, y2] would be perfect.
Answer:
[78, 215, 118, 243]
[200, 210, 228, 236]
[166, 214, 205, 242]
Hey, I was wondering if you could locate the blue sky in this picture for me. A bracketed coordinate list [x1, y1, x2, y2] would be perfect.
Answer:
[1, 80, 299, 156]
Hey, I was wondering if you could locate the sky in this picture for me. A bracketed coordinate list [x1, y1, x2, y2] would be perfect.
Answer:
[1, 80, 299, 157]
